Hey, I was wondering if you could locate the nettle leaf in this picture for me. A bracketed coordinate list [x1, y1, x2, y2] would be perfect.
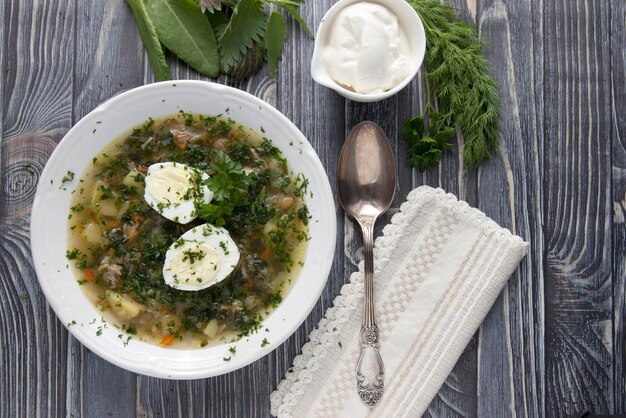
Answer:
[148, 0, 220, 78]
[218, 0, 266, 71]
[265, 11, 287, 78]
[229, 43, 266, 82]
[207, 9, 229, 32]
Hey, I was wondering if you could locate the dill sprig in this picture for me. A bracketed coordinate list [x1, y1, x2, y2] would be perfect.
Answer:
[406, 0, 501, 169]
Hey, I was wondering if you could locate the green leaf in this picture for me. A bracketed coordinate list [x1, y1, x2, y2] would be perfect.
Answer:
[218, 0, 266, 71]
[266, 0, 305, 6]
[206, 150, 252, 205]
[403, 112, 454, 172]
[265, 12, 287, 78]
[196, 202, 233, 227]
[402, 115, 425, 140]
[148, 0, 220, 78]
[126, 0, 172, 81]
[229, 43, 266, 82]
[281, 5, 312, 36]
[206, 9, 229, 30]
[407, 142, 443, 172]
[196, 150, 253, 227]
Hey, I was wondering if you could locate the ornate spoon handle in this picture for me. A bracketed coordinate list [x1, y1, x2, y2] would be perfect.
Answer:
[355, 218, 384, 406]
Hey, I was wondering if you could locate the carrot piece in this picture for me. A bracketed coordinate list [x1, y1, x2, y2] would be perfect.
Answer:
[133, 213, 141, 224]
[84, 268, 96, 282]
[160, 335, 175, 346]
[136, 166, 148, 174]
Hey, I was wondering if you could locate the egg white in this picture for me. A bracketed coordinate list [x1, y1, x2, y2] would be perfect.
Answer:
[163, 223, 240, 291]
[144, 162, 213, 224]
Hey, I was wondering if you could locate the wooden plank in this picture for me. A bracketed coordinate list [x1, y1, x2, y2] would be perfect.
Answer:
[472, 0, 547, 417]
[0, 1, 76, 417]
[422, 0, 481, 415]
[65, 2, 145, 417]
[610, 0, 626, 413]
[543, 0, 614, 415]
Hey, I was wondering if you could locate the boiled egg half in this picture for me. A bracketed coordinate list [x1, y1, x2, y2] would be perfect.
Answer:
[144, 162, 213, 224]
[163, 223, 240, 291]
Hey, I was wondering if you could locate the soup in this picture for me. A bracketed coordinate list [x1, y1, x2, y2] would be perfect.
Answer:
[66, 112, 310, 349]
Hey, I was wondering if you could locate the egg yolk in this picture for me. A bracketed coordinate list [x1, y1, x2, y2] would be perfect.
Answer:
[147, 165, 194, 205]
[167, 242, 222, 287]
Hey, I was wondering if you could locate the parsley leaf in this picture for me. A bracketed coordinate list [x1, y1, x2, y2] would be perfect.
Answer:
[197, 151, 252, 226]
[196, 203, 233, 228]
[403, 110, 454, 172]
[207, 151, 251, 203]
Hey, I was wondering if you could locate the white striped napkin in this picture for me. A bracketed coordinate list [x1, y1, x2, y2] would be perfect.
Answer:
[270, 186, 529, 417]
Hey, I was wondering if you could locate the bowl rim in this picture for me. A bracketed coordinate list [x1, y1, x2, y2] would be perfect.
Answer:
[310, 0, 427, 103]
[30, 80, 337, 379]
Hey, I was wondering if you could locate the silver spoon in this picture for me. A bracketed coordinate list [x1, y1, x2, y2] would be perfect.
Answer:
[337, 121, 396, 406]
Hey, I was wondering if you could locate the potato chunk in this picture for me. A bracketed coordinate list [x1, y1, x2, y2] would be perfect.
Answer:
[202, 319, 219, 338]
[82, 223, 104, 245]
[105, 291, 145, 321]
[122, 169, 144, 192]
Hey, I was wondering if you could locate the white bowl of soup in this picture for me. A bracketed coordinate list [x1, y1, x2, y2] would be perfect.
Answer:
[30, 81, 336, 379]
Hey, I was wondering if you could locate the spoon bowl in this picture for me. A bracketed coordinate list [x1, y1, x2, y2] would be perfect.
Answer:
[337, 122, 397, 220]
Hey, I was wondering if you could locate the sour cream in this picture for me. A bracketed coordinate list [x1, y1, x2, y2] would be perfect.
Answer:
[323, 2, 410, 94]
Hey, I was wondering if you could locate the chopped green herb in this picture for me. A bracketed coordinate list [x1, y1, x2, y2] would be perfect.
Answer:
[61, 171, 75, 184]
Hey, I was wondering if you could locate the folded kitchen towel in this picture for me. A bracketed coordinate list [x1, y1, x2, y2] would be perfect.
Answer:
[270, 186, 529, 418]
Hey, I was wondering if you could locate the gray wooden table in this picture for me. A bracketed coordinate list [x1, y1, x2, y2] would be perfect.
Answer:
[1, 0, 624, 417]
